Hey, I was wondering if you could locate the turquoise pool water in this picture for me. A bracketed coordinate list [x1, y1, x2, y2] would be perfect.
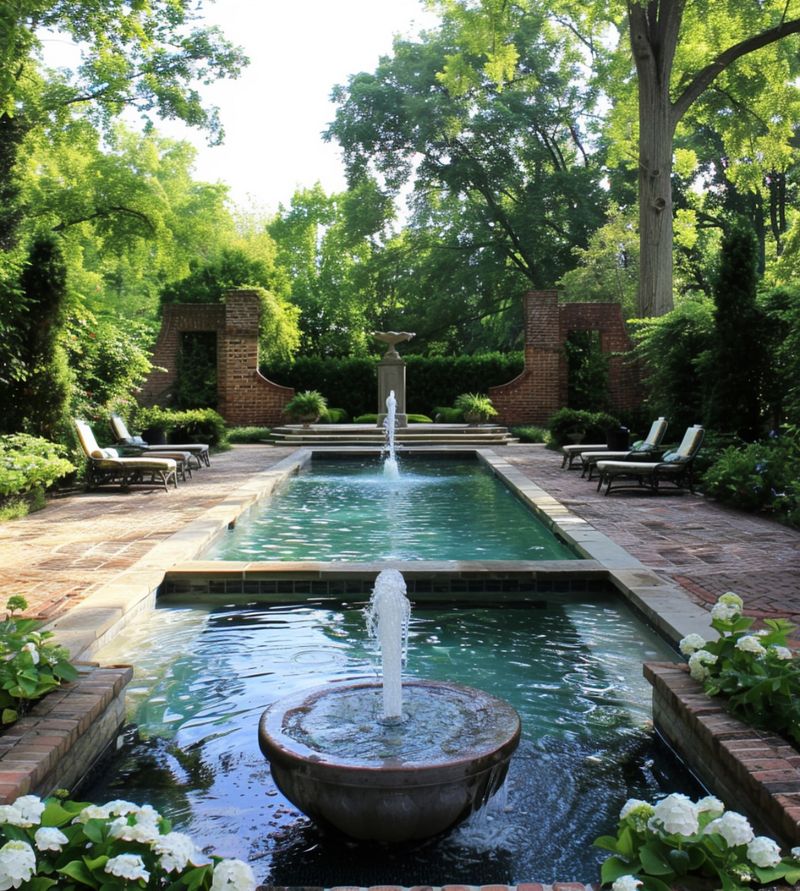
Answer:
[207, 457, 578, 561]
[84, 595, 695, 885]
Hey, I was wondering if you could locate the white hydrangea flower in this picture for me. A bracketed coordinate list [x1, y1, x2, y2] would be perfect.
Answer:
[679, 633, 707, 655]
[705, 811, 754, 847]
[711, 602, 740, 622]
[688, 649, 718, 681]
[12, 796, 44, 827]
[0, 840, 36, 889]
[735, 636, 767, 657]
[747, 836, 782, 868]
[719, 592, 744, 609]
[211, 858, 257, 890]
[109, 815, 160, 844]
[0, 807, 24, 827]
[133, 803, 161, 826]
[770, 646, 793, 661]
[154, 831, 206, 873]
[34, 827, 68, 852]
[21, 643, 39, 665]
[619, 799, 656, 831]
[104, 800, 140, 817]
[791, 846, 800, 862]
[612, 876, 643, 891]
[105, 853, 150, 882]
[75, 804, 111, 823]
[649, 793, 699, 836]
[697, 796, 725, 816]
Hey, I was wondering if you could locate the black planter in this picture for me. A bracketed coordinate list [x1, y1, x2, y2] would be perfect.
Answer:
[142, 426, 167, 445]
[606, 426, 630, 450]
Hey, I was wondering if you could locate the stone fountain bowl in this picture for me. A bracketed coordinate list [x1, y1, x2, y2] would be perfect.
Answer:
[258, 678, 521, 843]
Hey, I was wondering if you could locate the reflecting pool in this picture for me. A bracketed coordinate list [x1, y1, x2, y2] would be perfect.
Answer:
[207, 457, 578, 562]
[84, 595, 698, 885]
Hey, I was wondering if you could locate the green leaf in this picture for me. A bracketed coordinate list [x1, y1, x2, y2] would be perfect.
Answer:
[601, 856, 638, 884]
[81, 819, 106, 844]
[640, 877, 672, 891]
[639, 842, 675, 876]
[57, 860, 96, 886]
[2, 707, 18, 724]
[593, 834, 621, 853]
[27, 878, 58, 890]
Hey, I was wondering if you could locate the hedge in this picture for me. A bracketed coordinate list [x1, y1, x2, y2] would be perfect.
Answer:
[264, 353, 524, 418]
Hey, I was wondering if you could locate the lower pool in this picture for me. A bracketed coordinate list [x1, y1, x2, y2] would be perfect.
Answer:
[84, 594, 699, 885]
[206, 456, 578, 561]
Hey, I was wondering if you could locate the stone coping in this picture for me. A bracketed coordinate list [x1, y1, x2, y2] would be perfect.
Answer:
[42, 447, 715, 660]
[0, 664, 132, 803]
[645, 661, 800, 846]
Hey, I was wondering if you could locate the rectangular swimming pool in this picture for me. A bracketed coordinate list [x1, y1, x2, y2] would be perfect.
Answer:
[206, 455, 579, 562]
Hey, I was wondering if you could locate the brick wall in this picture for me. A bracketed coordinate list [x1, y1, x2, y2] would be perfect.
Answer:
[489, 291, 642, 425]
[139, 290, 294, 427]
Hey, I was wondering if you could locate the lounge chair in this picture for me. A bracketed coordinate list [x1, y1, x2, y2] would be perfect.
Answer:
[580, 417, 668, 480]
[74, 420, 178, 492]
[595, 425, 705, 496]
[110, 414, 210, 468]
[561, 440, 609, 469]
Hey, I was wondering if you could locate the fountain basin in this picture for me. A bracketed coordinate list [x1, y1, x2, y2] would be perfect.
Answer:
[258, 678, 521, 843]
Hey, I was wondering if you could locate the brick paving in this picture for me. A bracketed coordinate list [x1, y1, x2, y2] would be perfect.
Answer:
[0, 442, 797, 628]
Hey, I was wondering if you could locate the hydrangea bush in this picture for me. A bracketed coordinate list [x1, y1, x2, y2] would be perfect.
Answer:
[679, 592, 800, 744]
[596, 793, 800, 891]
[0, 794, 256, 889]
[0, 597, 77, 727]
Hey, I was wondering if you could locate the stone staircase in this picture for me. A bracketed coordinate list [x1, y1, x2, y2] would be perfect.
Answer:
[267, 423, 518, 447]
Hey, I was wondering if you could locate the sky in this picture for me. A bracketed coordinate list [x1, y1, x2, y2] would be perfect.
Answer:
[151, 0, 438, 214]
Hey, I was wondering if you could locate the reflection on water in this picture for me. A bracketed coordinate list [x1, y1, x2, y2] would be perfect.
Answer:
[206, 458, 578, 561]
[85, 596, 697, 885]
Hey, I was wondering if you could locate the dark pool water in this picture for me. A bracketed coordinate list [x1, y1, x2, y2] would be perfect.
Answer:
[84, 596, 699, 885]
[206, 457, 578, 561]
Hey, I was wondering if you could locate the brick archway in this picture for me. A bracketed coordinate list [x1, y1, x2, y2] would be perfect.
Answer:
[139, 289, 294, 426]
[489, 290, 642, 425]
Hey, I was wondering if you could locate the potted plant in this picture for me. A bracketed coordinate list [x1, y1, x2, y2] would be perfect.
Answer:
[283, 390, 328, 426]
[454, 393, 498, 425]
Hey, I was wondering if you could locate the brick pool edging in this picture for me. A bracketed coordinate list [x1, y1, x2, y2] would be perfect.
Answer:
[0, 664, 132, 804]
[645, 661, 800, 846]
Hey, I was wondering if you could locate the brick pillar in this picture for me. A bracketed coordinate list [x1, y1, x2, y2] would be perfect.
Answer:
[217, 290, 294, 426]
[490, 290, 562, 425]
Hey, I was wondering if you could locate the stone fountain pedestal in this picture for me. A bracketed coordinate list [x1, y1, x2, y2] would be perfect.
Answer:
[373, 331, 414, 428]
[259, 679, 520, 843]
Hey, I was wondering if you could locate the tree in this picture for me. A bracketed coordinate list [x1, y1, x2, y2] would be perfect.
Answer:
[326, 7, 606, 328]
[433, 0, 800, 316]
[0, 1, 247, 251]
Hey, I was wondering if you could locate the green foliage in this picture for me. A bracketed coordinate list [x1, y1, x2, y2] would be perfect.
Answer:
[0, 435, 75, 503]
[631, 297, 716, 433]
[680, 592, 800, 744]
[511, 425, 549, 443]
[0, 794, 256, 889]
[64, 309, 154, 424]
[702, 427, 800, 526]
[0, 236, 72, 439]
[704, 222, 767, 439]
[547, 408, 621, 448]
[432, 406, 464, 422]
[319, 407, 350, 424]
[453, 392, 498, 421]
[132, 407, 227, 448]
[564, 330, 610, 412]
[173, 332, 217, 410]
[595, 789, 800, 891]
[760, 285, 800, 427]
[0, 596, 78, 727]
[283, 390, 328, 423]
[226, 427, 271, 444]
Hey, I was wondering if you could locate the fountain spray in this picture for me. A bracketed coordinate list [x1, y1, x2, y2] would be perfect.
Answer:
[365, 568, 410, 723]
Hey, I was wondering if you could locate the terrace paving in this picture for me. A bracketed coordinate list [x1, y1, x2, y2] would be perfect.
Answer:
[0, 442, 797, 631]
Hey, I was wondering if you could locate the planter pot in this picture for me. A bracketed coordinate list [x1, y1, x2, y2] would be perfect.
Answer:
[566, 431, 585, 444]
[290, 413, 320, 427]
[463, 412, 487, 425]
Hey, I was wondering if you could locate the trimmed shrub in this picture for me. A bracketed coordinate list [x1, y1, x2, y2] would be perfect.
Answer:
[320, 407, 349, 423]
[511, 426, 548, 443]
[547, 408, 621, 448]
[226, 426, 271, 443]
[0, 434, 75, 504]
[133, 406, 227, 447]
[432, 406, 464, 423]
[265, 353, 523, 418]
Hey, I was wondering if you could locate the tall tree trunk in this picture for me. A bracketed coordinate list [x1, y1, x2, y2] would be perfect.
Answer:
[637, 76, 676, 317]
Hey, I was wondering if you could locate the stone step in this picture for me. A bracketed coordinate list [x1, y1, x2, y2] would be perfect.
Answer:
[267, 423, 518, 447]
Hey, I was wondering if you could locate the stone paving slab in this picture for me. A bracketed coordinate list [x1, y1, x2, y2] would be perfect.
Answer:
[0, 442, 797, 630]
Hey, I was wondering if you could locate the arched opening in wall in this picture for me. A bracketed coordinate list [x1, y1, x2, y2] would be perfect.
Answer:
[564, 329, 609, 411]
[174, 331, 218, 409]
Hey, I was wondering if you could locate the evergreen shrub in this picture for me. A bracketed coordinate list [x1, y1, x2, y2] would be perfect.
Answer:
[547, 408, 621, 448]
[265, 353, 523, 418]
[133, 407, 227, 447]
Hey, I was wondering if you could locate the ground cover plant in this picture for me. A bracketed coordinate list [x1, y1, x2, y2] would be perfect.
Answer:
[0, 597, 77, 727]
[0, 436, 75, 521]
[0, 794, 256, 890]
